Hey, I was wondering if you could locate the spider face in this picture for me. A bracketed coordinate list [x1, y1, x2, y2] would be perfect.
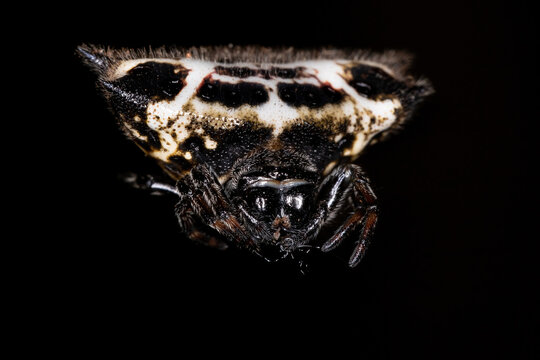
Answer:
[232, 168, 317, 259]
[245, 180, 315, 259]
[244, 179, 314, 235]
[78, 45, 433, 268]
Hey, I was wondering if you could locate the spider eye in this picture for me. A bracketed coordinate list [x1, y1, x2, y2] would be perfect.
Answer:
[285, 194, 304, 210]
[242, 179, 315, 227]
[246, 187, 278, 218]
[255, 196, 266, 211]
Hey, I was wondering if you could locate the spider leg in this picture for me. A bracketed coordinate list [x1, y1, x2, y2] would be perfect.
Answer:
[175, 165, 257, 252]
[302, 164, 357, 243]
[174, 203, 228, 250]
[121, 172, 180, 196]
[320, 165, 378, 267]
[122, 172, 228, 249]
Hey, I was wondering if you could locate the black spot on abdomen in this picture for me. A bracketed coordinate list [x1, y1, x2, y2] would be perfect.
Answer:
[214, 66, 306, 79]
[106, 62, 189, 118]
[214, 66, 258, 78]
[103, 61, 190, 152]
[277, 83, 343, 108]
[116, 61, 189, 102]
[270, 67, 303, 79]
[347, 64, 405, 99]
[197, 77, 269, 108]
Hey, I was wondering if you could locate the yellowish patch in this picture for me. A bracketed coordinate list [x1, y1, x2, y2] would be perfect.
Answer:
[204, 137, 217, 150]
[323, 161, 337, 176]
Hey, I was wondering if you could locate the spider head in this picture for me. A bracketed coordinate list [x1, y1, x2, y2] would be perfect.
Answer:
[227, 161, 319, 261]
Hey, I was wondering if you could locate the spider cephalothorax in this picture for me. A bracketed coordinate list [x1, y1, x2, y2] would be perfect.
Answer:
[78, 44, 433, 267]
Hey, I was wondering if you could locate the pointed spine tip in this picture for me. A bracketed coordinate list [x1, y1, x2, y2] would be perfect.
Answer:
[76, 44, 110, 74]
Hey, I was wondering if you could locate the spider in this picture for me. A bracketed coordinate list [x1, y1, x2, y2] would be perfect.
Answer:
[78, 44, 432, 268]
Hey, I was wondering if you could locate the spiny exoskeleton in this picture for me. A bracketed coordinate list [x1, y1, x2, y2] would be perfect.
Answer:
[78, 44, 433, 268]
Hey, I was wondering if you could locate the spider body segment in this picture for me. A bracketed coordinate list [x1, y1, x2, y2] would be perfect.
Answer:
[79, 45, 432, 267]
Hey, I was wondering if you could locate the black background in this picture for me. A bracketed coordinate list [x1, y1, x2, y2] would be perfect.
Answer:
[37, 0, 537, 357]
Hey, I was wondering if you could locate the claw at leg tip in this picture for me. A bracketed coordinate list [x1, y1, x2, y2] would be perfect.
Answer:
[321, 237, 339, 253]
[348, 249, 366, 268]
